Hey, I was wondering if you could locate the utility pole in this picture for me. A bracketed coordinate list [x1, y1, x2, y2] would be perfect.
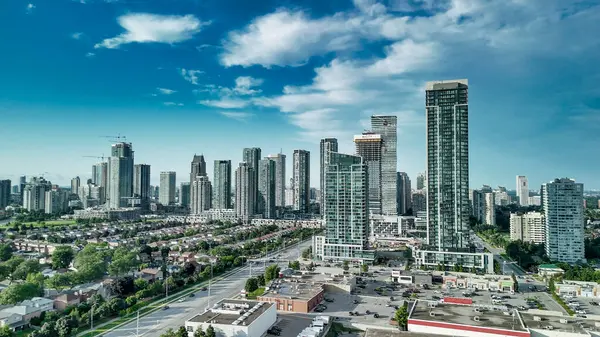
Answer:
[136, 310, 140, 337]
[90, 305, 94, 330]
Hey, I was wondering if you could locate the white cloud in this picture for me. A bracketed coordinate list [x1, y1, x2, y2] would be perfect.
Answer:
[157, 87, 176, 95]
[85, 52, 96, 57]
[179, 68, 203, 85]
[71, 32, 84, 40]
[199, 98, 249, 109]
[95, 13, 209, 49]
[26, 3, 36, 13]
[219, 111, 254, 121]
[164, 102, 184, 106]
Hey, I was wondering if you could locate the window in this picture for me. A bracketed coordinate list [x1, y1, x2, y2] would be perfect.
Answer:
[187, 326, 193, 332]
[288, 304, 293, 311]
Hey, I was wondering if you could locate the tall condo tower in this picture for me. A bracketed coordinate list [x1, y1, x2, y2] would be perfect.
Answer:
[213, 160, 232, 209]
[235, 162, 256, 222]
[243, 148, 261, 212]
[293, 150, 310, 213]
[371, 115, 397, 215]
[516, 175, 529, 206]
[108, 142, 134, 209]
[191, 176, 212, 214]
[258, 158, 276, 219]
[354, 132, 382, 215]
[397, 172, 412, 215]
[190, 155, 207, 181]
[266, 153, 286, 208]
[319, 138, 338, 216]
[133, 164, 151, 206]
[425, 79, 470, 251]
[159, 171, 176, 205]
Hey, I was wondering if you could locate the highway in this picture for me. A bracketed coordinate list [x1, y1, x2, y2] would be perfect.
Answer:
[101, 240, 311, 337]
[471, 233, 526, 277]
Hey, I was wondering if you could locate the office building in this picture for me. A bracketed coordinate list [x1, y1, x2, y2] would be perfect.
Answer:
[179, 182, 190, 207]
[314, 152, 370, 262]
[416, 173, 425, 191]
[190, 154, 207, 181]
[319, 138, 338, 215]
[108, 142, 134, 209]
[78, 183, 105, 208]
[412, 191, 426, 214]
[354, 133, 382, 215]
[93, 162, 108, 202]
[19, 176, 26, 194]
[71, 176, 80, 195]
[484, 192, 495, 226]
[516, 175, 529, 206]
[371, 115, 397, 215]
[235, 162, 256, 221]
[23, 177, 52, 211]
[510, 212, 545, 244]
[397, 172, 411, 215]
[191, 176, 212, 214]
[133, 164, 151, 206]
[243, 147, 261, 212]
[213, 160, 232, 209]
[292, 150, 310, 213]
[159, 171, 176, 205]
[543, 178, 585, 263]
[266, 153, 286, 208]
[44, 189, 68, 214]
[258, 159, 276, 219]
[0, 180, 10, 209]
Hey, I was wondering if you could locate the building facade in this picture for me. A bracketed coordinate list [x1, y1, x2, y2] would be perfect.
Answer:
[179, 182, 190, 207]
[258, 159, 276, 219]
[292, 150, 310, 213]
[213, 160, 232, 209]
[412, 191, 426, 214]
[0, 180, 10, 209]
[107, 142, 134, 209]
[319, 138, 338, 216]
[235, 162, 256, 221]
[44, 189, 68, 214]
[397, 172, 412, 215]
[133, 164, 151, 206]
[371, 115, 397, 215]
[23, 177, 51, 211]
[484, 192, 495, 226]
[510, 212, 545, 244]
[190, 154, 207, 181]
[516, 175, 529, 206]
[93, 162, 108, 202]
[416, 173, 425, 191]
[71, 176, 80, 195]
[354, 133, 382, 215]
[159, 171, 176, 205]
[190, 176, 212, 214]
[243, 147, 261, 212]
[543, 178, 585, 263]
[266, 153, 286, 208]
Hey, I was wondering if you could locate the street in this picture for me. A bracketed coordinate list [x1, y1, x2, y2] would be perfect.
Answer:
[471, 234, 526, 276]
[100, 240, 311, 337]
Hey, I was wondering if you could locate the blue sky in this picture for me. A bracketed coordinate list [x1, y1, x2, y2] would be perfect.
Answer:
[1, 0, 599, 190]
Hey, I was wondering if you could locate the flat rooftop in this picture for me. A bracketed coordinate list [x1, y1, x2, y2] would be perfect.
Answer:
[409, 300, 527, 332]
[520, 312, 590, 334]
[260, 278, 324, 301]
[365, 329, 445, 337]
[187, 299, 272, 326]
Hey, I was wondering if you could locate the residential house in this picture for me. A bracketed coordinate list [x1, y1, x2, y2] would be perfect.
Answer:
[0, 311, 27, 331]
[1, 297, 54, 322]
[54, 293, 81, 311]
[140, 268, 164, 281]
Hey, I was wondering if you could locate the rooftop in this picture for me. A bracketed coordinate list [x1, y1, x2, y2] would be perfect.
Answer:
[409, 300, 527, 333]
[187, 299, 272, 326]
[260, 277, 324, 301]
[538, 264, 563, 270]
[520, 312, 590, 334]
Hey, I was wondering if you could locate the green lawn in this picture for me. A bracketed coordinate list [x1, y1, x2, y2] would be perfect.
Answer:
[14, 329, 33, 337]
[246, 287, 265, 299]
[1, 219, 77, 228]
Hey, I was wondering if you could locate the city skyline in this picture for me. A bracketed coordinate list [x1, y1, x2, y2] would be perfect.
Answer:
[1, 0, 600, 189]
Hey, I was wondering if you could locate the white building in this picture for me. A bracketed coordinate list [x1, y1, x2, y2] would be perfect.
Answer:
[159, 171, 176, 205]
[191, 176, 212, 214]
[528, 195, 541, 206]
[543, 178, 585, 264]
[516, 175, 529, 206]
[510, 212, 545, 244]
[484, 192, 495, 226]
[493, 190, 510, 206]
[185, 299, 276, 337]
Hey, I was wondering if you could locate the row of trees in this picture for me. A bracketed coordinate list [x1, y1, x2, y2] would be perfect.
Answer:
[160, 325, 215, 337]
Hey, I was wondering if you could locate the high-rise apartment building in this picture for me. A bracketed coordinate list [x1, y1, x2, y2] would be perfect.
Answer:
[371, 115, 397, 215]
[397, 172, 411, 215]
[213, 160, 232, 209]
[543, 178, 585, 263]
[179, 182, 190, 207]
[190, 155, 207, 181]
[159, 171, 176, 205]
[484, 192, 495, 226]
[79, 183, 105, 208]
[320, 138, 338, 215]
[516, 175, 529, 206]
[243, 148, 261, 212]
[412, 191, 426, 214]
[314, 152, 370, 262]
[0, 180, 10, 209]
[23, 177, 52, 211]
[425, 79, 470, 251]
[133, 164, 151, 206]
[93, 162, 108, 202]
[416, 173, 425, 191]
[45, 189, 68, 214]
[235, 162, 256, 221]
[292, 150, 310, 213]
[71, 176, 80, 195]
[108, 142, 134, 209]
[258, 159, 276, 219]
[266, 154, 286, 208]
[191, 176, 212, 214]
[510, 212, 545, 244]
[354, 133, 382, 215]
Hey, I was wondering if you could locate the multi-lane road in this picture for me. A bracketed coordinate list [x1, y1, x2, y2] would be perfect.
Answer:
[100, 240, 311, 337]
[471, 233, 526, 276]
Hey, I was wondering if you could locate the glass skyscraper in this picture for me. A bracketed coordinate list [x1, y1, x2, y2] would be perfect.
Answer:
[371, 115, 397, 215]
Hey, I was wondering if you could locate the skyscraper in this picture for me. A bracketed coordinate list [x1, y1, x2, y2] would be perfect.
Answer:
[45, 189, 68, 214]
[425, 79, 470, 252]
[0, 180, 10, 209]
[179, 182, 190, 207]
[23, 177, 51, 211]
[397, 172, 412, 215]
[484, 192, 495, 226]
[317, 152, 369, 261]
[258, 159, 276, 219]
[71, 176, 80, 195]
[243, 147, 261, 212]
[516, 175, 529, 206]
[371, 115, 397, 215]
[93, 162, 108, 202]
[354, 133, 382, 215]
[190, 154, 207, 181]
[266, 153, 286, 208]
[159, 171, 176, 205]
[293, 149, 310, 213]
[108, 142, 134, 209]
[416, 173, 425, 191]
[213, 160, 232, 209]
[543, 178, 585, 263]
[235, 162, 256, 222]
[319, 138, 338, 215]
[133, 164, 151, 206]
[191, 176, 212, 214]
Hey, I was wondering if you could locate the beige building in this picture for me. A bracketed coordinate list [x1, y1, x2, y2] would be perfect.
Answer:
[510, 212, 545, 244]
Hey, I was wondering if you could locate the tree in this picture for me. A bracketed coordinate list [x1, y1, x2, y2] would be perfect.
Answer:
[134, 278, 149, 291]
[109, 276, 135, 297]
[4, 256, 25, 273]
[511, 272, 519, 292]
[0, 244, 13, 262]
[395, 302, 409, 330]
[288, 261, 300, 270]
[302, 247, 312, 259]
[183, 262, 196, 276]
[55, 317, 74, 337]
[45, 273, 73, 290]
[361, 264, 369, 273]
[256, 274, 265, 287]
[109, 247, 139, 277]
[264, 265, 280, 283]
[74, 244, 108, 282]
[0, 326, 14, 337]
[12, 260, 41, 280]
[206, 325, 216, 337]
[343, 260, 349, 271]
[176, 326, 188, 337]
[0, 282, 41, 304]
[26, 272, 45, 288]
[245, 278, 258, 293]
[548, 277, 556, 294]
[193, 326, 206, 337]
[52, 246, 75, 269]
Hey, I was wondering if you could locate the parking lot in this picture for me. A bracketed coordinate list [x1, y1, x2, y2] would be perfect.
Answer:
[557, 295, 600, 317]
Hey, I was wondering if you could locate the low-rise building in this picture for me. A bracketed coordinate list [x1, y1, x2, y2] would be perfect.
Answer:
[0, 311, 27, 332]
[185, 299, 276, 337]
[0, 297, 54, 322]
[537, 264, 564, 277]
[257, 278, 325, 313]
[53, 293, 81, 311]
[440, 272, 515, 292]
[554, 280, 600, 298]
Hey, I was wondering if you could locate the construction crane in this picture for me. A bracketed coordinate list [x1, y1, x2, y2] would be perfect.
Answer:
[83, 155, 107, 161]
[100, 134, 127, 142]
